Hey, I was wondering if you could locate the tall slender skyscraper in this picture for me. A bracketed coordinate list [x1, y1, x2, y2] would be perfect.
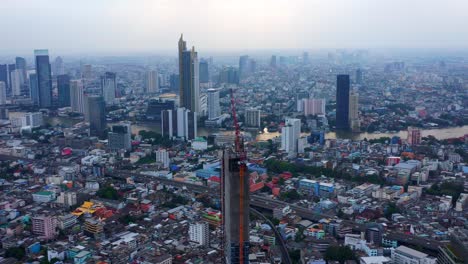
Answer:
[7, 64, 15, 95]
[15, 57, 27, 83]
[199, 59, 209, 83]
[86, 95, 106, 138]
[70, 80, 85, 113]
[57, 74, 71, 107]
[336, 74, 350, 130]
[145, 70, 159, 94]
[0, 65, 8, 93]
[34, 50, 53, 108]
[207, 89, 220, 120]
[349, 92, 360, 132]
[10, 69, 23, 96]
[221, 148, 250, 264]
[356, 69, 363, 84]
[100, 72, 116, 104]
[178, 34, 199, 114]
[54, 56, 64, 76]
[29, 73, 39, 105]
[0, 81, 6, 105]
[238, 55, 249, 81]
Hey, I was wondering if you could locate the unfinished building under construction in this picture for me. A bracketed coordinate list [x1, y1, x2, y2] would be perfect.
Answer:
[221, 148, 250, 264]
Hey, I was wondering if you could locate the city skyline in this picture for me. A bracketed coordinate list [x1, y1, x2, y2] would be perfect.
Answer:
[1, 0, 468, 55]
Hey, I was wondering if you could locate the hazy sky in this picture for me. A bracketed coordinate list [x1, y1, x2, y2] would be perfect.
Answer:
[1, 0, 467, 54]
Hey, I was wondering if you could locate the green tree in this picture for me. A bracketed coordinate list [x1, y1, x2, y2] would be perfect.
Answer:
[324, 245, 356, 264]
[96, 185, 121, 200]
[5, 247, 26, 260]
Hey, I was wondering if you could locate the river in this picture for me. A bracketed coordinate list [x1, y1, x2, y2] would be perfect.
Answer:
[45, 116, 468, 141]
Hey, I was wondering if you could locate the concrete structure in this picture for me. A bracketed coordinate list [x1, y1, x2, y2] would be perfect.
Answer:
[392, 246, 436, 264]
[34, 49, 53, 108]
[303, 99, 326, 116]
[407, 127, 422, 146]
[101, 72, 116, 104]
[349, 92, 360, 132]
[108, 123, 132, 151]
[281, 118, 301, 154]
[336, 74, 350, 130]
[57, 74, 71, 107]
[10, 69, 23, 96]
[189, 222, 210, 246]
[207, 88, 220, 120]
[146, 70, 159, 93]
[178, 34, 200, 114]
[161, 107, 197, 140]
[221, 148, 250, 264]
[360, 256, 390, 264]
[32, 191, 56, 203]
[0, 81, 6, 105]
[86, 95, 106, 138]
[156, 149, 170, 169]
[32, 216, 57, 239]
[245, 108, 261, 128]
[70, 80, 85, 113]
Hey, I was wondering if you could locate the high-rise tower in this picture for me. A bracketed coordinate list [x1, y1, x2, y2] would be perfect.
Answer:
[221, 148, 250, 264]
[221, 89, 250, 264]
[34, 49, 53, 108]
[336, 74, 350, 130]
[178, 34, 199, 114]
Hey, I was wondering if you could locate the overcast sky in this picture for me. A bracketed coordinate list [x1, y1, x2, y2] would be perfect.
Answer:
[1, 0, 467, 55]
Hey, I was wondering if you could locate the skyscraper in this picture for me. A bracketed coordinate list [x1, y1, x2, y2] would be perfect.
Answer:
[199, 59, 209, 83]
[245, 108, 261, 128]
[189, 222, 210, 246]
[303, 99, 326, 116]
[239, 55, 249, 81]
[0, 65, 8, 93]
[349, 92, 360, 132]
[54, 56, 64, 76]
[218, 66, 239, 84]
[356, 68, 363, 84]
[100, 72, 116, 104]
[145, 70, 159, 94]
[34, 49, 53, 108]
[86, 95, 106, 138]
[303, 52, 309, 64]
[161, 107, 197, 140]
[281, 118, 301, 154]
[57, 74, 71, 107]
[336, 74, 350, 130]
[70, 80, 85, 113]
[10, 69, 23, 96]
[221, 148, 250, 264]
[108, 123, 132, 151]
[0, 81, 6, 105]
[270, 55, 277, 68]
[207, 88, 220, 120]
[15, 57, 27, 83]
[155, 149, 170, 169]
[29, 73, 39, 105]
[178, 34, 200, 114]
[407, 127, 421, 146]
[7, 64, 15, 95]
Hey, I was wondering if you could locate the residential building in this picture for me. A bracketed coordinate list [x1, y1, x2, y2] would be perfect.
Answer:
[86, 95, 106, 138]
[189, 222, 210, 246]
[156, 149, 170, 169]
[245, 108, 261, 128]
[70, 80, 85, 113]
[207, 88, 220, 120]
[32, 216, 57, 239]
[101, 72, 117, 104]
[108, 123, 132, 151]
[146, 70, 159, 93]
